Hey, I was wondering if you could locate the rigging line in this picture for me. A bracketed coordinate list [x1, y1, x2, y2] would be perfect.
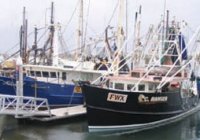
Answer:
[95, 0, 120, 38]
[186, 24, 195, 33]
[163, 0, 167, 24]
[61, 0, 80, 34]
[58, 31, 69, 53]
[83, 0, 90, 50]
[4, 31, 34, 55]
[37, 28, 49, 43]
[2, 50, 20, 64]
[65, 31, 76, 42]
[4, 26, 47, 58]
[106, 0, 120, 26]
[4, 43, 19, 55]
[86, 24, 99, 36]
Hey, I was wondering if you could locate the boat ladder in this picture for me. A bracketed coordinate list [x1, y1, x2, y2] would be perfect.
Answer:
[0, 94, 51, 118]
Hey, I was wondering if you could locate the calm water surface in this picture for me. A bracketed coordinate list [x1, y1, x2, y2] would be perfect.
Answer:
[1, 112, 200, 140]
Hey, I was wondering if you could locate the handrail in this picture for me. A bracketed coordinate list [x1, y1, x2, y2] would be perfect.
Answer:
[0, 94, 51, 117]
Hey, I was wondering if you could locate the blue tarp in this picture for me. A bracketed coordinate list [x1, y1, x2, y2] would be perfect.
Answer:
[178, 34, 187, 60]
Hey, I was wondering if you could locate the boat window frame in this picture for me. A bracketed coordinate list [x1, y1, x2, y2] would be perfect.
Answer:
[30, 71, 35, 76]
[50, 72, 57, 78]
[148, 83, 155, 91]
[42, 71, 49, 78]
[127, 84, 135, 90]
[57, 72, 60, 79]
[138, 84, 145, 91]
[131, 72, 140, 78]
[35, 71, 42, 77]
[27, 70, 30, 76]
[109, 82, 113, 89]
[62, 72, 66, 80]
[115, 83, 124, 90]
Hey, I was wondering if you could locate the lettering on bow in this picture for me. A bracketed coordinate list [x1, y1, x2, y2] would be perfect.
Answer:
[138, 94, 168, 104]
[107, 92, 128, 103]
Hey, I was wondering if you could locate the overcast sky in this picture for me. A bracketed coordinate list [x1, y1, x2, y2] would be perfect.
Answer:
[0, 0, 199, 54]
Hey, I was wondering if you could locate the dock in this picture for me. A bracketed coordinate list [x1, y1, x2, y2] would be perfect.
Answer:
[0, 94, 86, 122]
[29, 105, 86, 122]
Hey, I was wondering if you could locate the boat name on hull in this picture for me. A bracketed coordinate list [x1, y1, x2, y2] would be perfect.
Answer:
[107, 92, 128, 103]
[138, 94, 168, 104]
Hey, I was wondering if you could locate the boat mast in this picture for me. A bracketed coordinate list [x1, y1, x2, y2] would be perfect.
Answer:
[20, 7, 28, 64]
[125, 0, 128, 54]
[48, 2, 55, 65]
[115, 0, 125, 75]
[166, 10, 169, 38]
[52, 23, 60, 66]
[160, 0, 167, 65]
[137, 6, 142, 45]
[33, 26, 38, 65]
[105, 26, 113, 61]
[41, 2, 55, 65]
[76, 0, 84, 60]
[132, 5, 142, 67]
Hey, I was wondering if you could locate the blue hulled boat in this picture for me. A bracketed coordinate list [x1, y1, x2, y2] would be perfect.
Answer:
[0, 64, 108, 108]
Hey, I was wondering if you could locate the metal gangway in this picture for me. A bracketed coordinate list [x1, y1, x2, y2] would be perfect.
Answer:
[0, 94, 51, 118]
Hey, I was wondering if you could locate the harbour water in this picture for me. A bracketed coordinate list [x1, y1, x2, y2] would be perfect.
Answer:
[1, 112, 200, 140]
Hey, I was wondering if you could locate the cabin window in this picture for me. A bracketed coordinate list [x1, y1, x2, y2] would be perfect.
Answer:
[42, 71, 49, 78]
[50, 72, 57, 78]
[27, 70, 30, 76]
[115, 83, 124, 90]
[30, 71, 35, 76]
[35, 71, 41, 77]
[138, 84, 145, 91]
[148, 84, 155, 91]
[153, 76, 162, 81]
[131, 72, 140, 78]
[127, 84, 135, 90]
[109, 82, 113, 88]
[175, 73, 182, 77]
[23, 73, 26, 77]
[62, 72, 66, 80]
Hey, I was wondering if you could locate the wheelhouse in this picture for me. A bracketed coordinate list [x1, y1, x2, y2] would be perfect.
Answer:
[107, 68, 183, 93]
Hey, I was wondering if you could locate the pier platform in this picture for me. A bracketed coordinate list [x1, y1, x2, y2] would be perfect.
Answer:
[0, 94, 86, 122]
[28, 105, 86, 122]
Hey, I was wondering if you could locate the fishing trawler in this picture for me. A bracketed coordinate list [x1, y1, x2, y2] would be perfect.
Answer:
[82, 10, 200, 132]
[0, 2, 114, 108]
[83, 67, 199, 132]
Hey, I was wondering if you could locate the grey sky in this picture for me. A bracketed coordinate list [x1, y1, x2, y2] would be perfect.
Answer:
[0, 0, 199, 54]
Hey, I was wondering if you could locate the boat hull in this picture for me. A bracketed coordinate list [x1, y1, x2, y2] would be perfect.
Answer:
[88, 104, 200, 132]
[0, 76, 83, 108]
[83, 84, 199, 132]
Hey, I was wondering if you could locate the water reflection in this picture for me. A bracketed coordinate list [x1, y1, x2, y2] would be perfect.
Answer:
[1, 113, 200, 140]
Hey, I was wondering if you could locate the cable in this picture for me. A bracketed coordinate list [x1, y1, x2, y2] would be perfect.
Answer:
[106, 0, 120, 26]
[61, 0, 80, 34]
